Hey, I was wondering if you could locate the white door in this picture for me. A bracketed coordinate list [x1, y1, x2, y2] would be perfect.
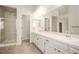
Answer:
[22, 15, 30, 40]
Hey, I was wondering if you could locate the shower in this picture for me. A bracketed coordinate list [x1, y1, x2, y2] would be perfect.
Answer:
[0, 18, 5, 42]
[0, 6, 17, 44]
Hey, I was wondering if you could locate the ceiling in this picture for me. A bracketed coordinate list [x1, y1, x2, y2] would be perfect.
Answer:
[6, 5, 40, 13]
[4, 5, 61, 14]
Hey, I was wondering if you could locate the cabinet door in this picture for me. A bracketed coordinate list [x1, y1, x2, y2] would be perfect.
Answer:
[45, 39, 68, 54]
[55, 48, 68, 54]
[33, 34, 37, 45]
[44, 38, 57, 54]
[68, 48, 79, 54]
[53, 40, 68, 54]
[31, 33, 38, 45]
[37, 35, 45, 53]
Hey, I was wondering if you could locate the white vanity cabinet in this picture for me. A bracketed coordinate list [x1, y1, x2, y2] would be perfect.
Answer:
[31, 33, 38, 45]
[68, 48, 79, 54]
[50, 40, 68, 54]
[31, 33, 45, 53]
[31, 32, 68, 54]
[44, 38, 68, 54]
[44, 38, 57, 54]
[37, 36, 57, 54]
[36, 35, 46, 53]
[31, 32, 79, 54]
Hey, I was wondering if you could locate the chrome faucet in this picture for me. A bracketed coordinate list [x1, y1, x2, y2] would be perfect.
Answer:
[65, 31, 71, 38]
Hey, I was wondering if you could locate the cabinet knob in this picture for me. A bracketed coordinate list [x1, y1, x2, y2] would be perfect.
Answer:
[74, 53, 77, 54]
[58, 50, 60, 52]
[54, 48, 57, 50]
[46, 40, 49, 42]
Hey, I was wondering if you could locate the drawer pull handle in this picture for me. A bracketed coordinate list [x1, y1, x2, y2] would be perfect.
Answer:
[74, 53, 77, 54]
[46, 40, 48, 42]
[54, 48, 57, 50]
[58, 50, 60, 52]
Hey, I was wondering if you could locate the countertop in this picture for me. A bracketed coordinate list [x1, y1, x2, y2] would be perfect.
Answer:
[32, 31, 79, 50]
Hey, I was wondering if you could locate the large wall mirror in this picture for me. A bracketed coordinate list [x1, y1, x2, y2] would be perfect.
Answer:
[32, 19, 42, 31]
[44, 18, 50, 31]
[44, 5, 79, 35]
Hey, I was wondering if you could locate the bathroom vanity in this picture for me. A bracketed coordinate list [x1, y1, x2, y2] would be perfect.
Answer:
[31, 31, 79, 54]
[31, 5, 79, 54]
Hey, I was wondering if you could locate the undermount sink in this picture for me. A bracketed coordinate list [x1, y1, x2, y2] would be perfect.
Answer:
[69, 37, 79, 42]
[55, 34, 79, 44]
[34, 31, 79, 45]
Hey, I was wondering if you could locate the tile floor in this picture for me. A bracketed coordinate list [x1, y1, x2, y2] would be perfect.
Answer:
[0, 40, 41, 54]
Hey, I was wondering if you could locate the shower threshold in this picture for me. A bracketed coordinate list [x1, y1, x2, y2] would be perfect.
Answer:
[0, 40, 17, 47]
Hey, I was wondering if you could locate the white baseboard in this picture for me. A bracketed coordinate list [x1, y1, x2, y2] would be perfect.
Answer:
[22, 39, 30, 40]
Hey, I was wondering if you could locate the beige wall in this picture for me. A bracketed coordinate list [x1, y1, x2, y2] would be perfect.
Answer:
[31, 6, 61, 32]
[69, 6, 79, 34]
[31, 5, 79, 35]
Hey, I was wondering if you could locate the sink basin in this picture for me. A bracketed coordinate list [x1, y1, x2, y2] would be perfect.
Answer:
[70, 37, 79, 42]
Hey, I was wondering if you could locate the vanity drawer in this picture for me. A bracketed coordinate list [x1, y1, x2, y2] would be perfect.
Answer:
[69, 48, 79, 54]
[53, 40, 68, 51]
[56, 49, 68, 54]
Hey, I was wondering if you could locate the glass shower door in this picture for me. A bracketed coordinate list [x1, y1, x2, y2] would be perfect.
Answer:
[0, 18, 5, 43]
[0, 6, 17, 45]
[4, 11, 17, 43]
